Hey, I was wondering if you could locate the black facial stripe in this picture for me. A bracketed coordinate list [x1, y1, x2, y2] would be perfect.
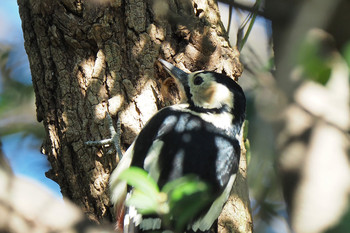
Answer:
[184, 85, 192, 100]
[188, 104, 231, 114]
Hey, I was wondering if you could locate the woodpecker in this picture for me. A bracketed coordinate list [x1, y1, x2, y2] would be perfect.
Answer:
[109, 59, 246, 233]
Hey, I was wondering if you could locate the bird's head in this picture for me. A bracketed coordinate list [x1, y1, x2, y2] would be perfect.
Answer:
[159, 59, 246, 125]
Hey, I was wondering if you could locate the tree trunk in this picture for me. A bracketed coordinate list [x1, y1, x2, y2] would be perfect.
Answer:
[18, 0, 252, 231]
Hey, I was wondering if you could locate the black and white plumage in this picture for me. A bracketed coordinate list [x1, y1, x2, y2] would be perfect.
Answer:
[109, 59, 246, 233]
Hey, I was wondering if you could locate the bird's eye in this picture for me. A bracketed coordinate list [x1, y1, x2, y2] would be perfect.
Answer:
[193, 76, 204, 85]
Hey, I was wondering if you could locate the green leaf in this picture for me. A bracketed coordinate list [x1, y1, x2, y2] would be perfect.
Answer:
[162, 176, 210, 206]
[298, 36, 332, 85]
[342, 41, 350, 69]
[119, 167, 171, 216]
[243, 120, 249, 141]
[245, 138, 251, 165]
[237, 0, 261, 51]
[119, 167, 159, 196]
[162, 176, 212, 231]
[125, 190, 159, 215]
[119, 167, 166, 215]
[120, 169, 213, 232]
[173, 191, 211, 232]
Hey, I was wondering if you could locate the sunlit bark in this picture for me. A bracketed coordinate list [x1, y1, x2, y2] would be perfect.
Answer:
[18, 0, 252, 231]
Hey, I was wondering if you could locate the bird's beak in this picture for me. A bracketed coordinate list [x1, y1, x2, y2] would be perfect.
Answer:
[159, 59, 189, 87]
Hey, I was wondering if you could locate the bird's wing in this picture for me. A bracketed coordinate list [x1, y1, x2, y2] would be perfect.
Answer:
[110, 106, 241, 232]
[109, 107, 175, 229]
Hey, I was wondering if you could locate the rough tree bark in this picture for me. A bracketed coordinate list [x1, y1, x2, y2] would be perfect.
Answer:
[18, 0, 252, 231]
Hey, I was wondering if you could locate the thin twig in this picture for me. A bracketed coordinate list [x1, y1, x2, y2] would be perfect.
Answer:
[85, 112, 123, 160]
[237, 0, 261, 51]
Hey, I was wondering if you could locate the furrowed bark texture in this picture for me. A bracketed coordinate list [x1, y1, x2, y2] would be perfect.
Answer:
[18, 0, 252, 231]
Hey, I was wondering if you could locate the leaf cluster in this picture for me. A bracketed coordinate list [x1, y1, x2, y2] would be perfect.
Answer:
[119, 167, 212, 232]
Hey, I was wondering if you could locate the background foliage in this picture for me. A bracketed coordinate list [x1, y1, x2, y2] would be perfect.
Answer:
[1, 0, 349, 232]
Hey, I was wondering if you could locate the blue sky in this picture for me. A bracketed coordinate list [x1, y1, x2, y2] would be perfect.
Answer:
[0, 0, 61, 197]
[0, 0, 21, 40]
[2, 133, 62, 196]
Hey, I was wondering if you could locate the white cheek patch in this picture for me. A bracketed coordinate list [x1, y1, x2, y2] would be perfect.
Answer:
[191, 81, 234, 110]
[200, 83, 233, 109]
[212, 84, 234, 109]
